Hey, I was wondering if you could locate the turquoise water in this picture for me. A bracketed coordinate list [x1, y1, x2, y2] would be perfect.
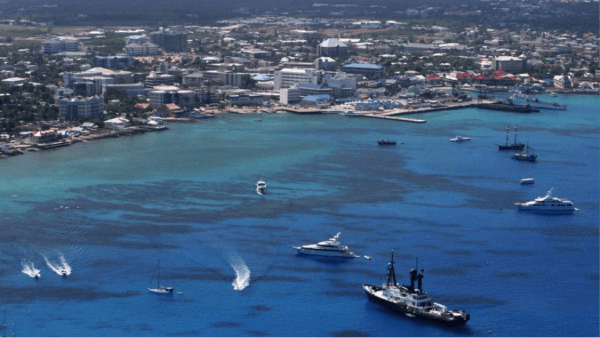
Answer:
[0, 94, 598, 336]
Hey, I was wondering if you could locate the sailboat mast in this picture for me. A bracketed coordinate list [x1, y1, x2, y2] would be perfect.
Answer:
[505, 126, 509, 146]
[157, 260, 160, 288]
[514, 125, 518, 145]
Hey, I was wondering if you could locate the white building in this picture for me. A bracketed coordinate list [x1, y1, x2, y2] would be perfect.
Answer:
[493, 56, 525, 73]
[41, 38, 79, 54]
[102, 83, 146, 95]
[201, 71, 243, 87]
[148, 87, 196, 108]
[229, 94, 263, 106]
[59, 96, 104, 120]
[280, 88, 301, 105]
[145, 72, 175, 88]
[123, 42, 160, 56]
[274, 68, 320, 90]
[105, 117, 130, 130]
[63, 67, 133, 87]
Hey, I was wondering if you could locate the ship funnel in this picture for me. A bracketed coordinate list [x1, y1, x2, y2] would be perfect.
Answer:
[417, 269, 424, 291]
[409, 268, 417, 290]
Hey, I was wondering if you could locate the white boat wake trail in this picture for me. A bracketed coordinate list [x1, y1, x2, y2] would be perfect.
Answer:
[228, 255, 250, 291]
[42, 252, 72, 276]
[21, 258, 41, 278]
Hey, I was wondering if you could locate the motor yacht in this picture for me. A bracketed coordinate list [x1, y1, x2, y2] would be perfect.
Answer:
[293, 233, 358, 258]
[450, 135, 471, 142]
[520, 178, 534, 185]
[515, 189, 577, 214]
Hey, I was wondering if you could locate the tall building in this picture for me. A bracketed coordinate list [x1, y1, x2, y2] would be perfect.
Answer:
[274, 68, 320, 90]
[41, 38, 79, 54]
[148, 87, 195, 108]
[59, 96, 104, 120]
[493, 56, 525, 73]
[151, 30, 187, 52]
[317, 39, 348, 58]
[145, 72, 175, 88]
[93, 55, 132, 69]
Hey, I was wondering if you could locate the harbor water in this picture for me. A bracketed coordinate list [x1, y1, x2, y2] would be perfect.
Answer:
[0, 93, 597, 336]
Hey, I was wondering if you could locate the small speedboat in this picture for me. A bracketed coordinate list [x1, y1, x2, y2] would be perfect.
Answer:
[34, 272, 41, 279]
[60, 270, 68, 276]
[521, 178, 534, 185]
[450, 135, 471, 142]
[256, 180, 267, 195]
[550, 92, 557, 97]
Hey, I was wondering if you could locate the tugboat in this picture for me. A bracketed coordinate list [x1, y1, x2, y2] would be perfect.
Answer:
[363, 251, 470, 327]
[378, 139, 397, 145]
[511, 139, 537, 162]
[499, 125, 525, 150]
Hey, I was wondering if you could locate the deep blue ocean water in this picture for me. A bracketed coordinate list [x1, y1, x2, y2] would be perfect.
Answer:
[0, 93, 597, 337]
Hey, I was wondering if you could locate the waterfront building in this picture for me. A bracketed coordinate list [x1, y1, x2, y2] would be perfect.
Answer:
[104, 117, 130, 130]
[148, 87, 195, 108]
[59, 96, 104, 120]
[229, 94, 263, 106]
[280, 88, 301, 105]
[553, 75, 572, 89]
[274, 68, 320, 90]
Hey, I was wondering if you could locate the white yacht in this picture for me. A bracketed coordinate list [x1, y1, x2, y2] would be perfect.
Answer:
[256, 180, 267, 195]
[515, 189, 577, 214]
[450, 135, 471, 142]
[520, 178, 534, 185]
[293, 233, 358, 258]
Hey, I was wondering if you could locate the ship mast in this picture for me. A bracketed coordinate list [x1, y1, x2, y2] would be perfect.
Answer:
[386, 250, 397, 287]
[514, 125, 518, 146]
[505, 125, 510, 146]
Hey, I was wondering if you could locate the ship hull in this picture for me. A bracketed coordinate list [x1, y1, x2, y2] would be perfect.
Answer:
[363, 285, 469, 327]
[295, 248, 356, 258]
[499, 144, 524, 150]
[518, 207, 575, 214]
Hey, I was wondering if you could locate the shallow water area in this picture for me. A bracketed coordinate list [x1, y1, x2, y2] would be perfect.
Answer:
[0, 95, 597, 336]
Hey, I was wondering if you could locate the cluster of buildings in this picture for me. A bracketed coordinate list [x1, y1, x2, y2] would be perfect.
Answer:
[12, 17, 591, 122]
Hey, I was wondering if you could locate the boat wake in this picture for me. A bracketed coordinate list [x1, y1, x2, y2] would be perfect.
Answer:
[21, 258, 41, 278]
[228, 255, 250, 291]
[42, 252, 72, 276]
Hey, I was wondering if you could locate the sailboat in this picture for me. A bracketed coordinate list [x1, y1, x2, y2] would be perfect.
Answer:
[499, 125, 525, 150]
[147, 260, 173, 294]
[511, 139, 537, 162]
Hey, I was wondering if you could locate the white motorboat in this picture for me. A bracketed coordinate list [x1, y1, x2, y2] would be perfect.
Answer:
[148, 260, 174, 294]
[520, 178, 534, 185]
[450, 135, 471, 142]
[515, 188, 577, 214]
[293, 233, 358, 258]
[256, 180, 267, 195]
[341, 111, 362, 117]
[550, 92, 558, 97]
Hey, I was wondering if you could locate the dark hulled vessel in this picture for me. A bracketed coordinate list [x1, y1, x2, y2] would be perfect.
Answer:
[499, 125, 525, 150]
[362, 251, 470, 327]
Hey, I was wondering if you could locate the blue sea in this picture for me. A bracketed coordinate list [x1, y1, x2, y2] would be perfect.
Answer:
[0, 93, 597, 337]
